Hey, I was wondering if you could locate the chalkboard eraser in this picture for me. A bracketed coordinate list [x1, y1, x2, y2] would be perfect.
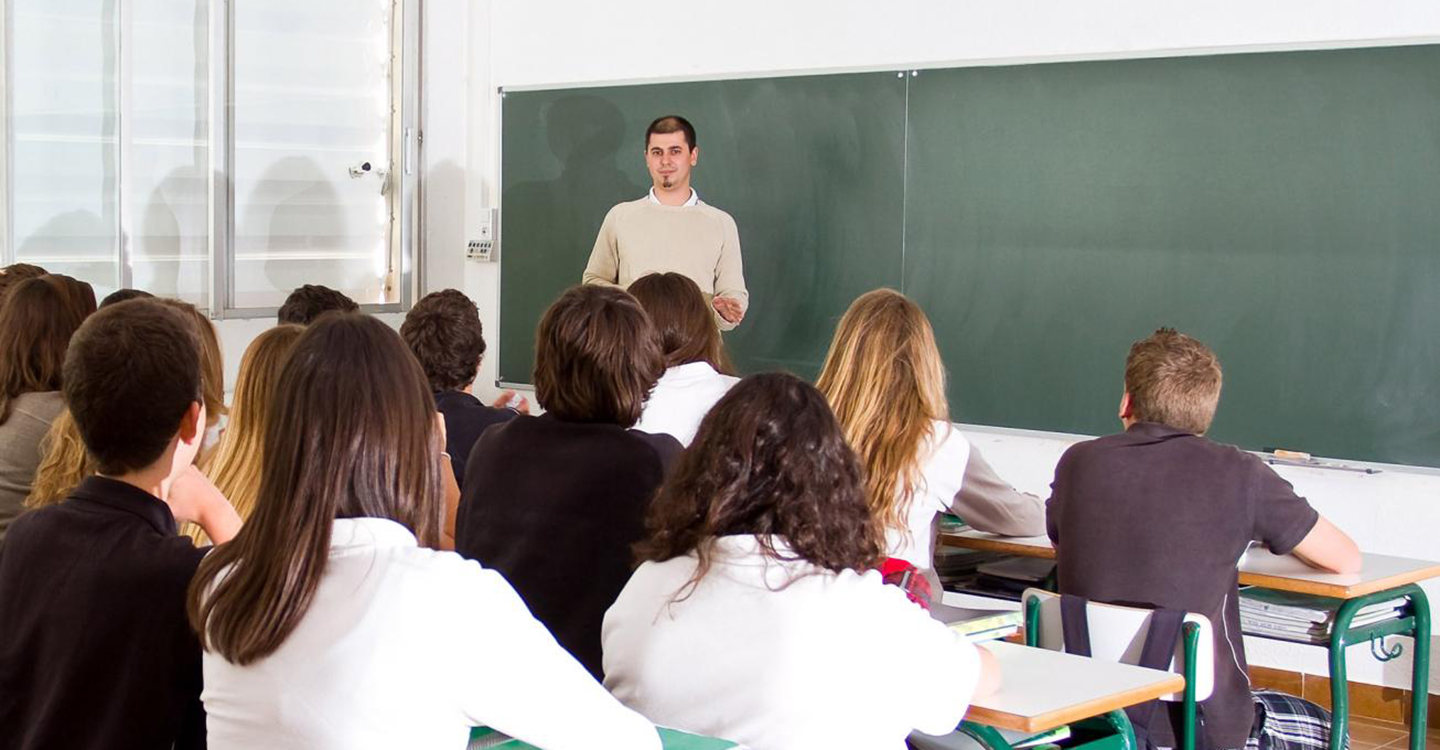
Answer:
[1271, 449, 1312, 461]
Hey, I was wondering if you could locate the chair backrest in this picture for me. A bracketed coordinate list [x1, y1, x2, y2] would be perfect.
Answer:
[1022, 587, 1215, 702]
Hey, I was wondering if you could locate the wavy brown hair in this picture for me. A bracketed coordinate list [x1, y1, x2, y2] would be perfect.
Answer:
[533, 284, 664, 426]
[188, 314, 444, 665]
[186, 324, 304, 544]
[24, 409, 91, 509]
[816, 289, 948, 534]
[156, 299, 227, 428]
[0, 275, 95, 425]
[400, 289, 486, 392]
[627, 272, 733, 374]
[636, 372, 882, 599]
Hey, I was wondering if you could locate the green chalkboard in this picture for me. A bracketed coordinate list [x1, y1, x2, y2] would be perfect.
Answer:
[498, 45, 1440, 467]
[498, 72, 906, 384]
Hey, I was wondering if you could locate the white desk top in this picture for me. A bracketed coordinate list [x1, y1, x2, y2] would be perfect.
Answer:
[965, 641, 1185, 733]
[938, 530, 1440, 599]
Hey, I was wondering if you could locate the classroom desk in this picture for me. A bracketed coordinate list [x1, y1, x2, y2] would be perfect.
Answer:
[959, 640, 1184, 749]
[938, 529, 1437, 750]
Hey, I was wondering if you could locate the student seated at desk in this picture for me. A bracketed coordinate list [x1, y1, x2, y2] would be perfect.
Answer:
[603, 372, 999, 750]
[816, 289, 1044, 581]
[629, 272, 739, 446]
[457, 284, 681, 679]
[0, 298, 241, 750]
[1047, 328, 1361, 750]
[0, 274, 94, 543]
[188, 314, 659, 750]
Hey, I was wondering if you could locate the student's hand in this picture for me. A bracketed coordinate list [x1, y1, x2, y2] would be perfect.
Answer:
[490, 390, 531, 414]
[167, 466, 242, 545]
[712, 296, 744, 324]
[973, 644, 1002, 700]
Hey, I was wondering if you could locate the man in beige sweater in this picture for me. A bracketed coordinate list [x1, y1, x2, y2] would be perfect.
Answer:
[582, 115, 748, 330]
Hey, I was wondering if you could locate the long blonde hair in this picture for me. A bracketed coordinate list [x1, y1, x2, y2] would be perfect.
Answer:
[185, 324, 303, 544]
[816, 289, 949, 532]
[24, 409, 92, 509]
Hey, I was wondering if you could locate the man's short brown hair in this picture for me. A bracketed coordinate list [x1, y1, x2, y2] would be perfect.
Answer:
[533, 285, 664, 426]
[278, 284, 359, 325]
[646, 115, 696, 150]
[1124, 327, 1223, 435]
[64, 299, 202, 475]
[401, 289, 485, 392]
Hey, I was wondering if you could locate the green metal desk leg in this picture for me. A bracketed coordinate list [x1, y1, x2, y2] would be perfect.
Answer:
[1098, 708, 1138, 750]
[958, 721, 1016, 750]
[1327, 585, 1430, 750]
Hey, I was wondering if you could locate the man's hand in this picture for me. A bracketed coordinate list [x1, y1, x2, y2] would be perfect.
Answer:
[490, 390, 531, 414]
[713, 296, 745, 325]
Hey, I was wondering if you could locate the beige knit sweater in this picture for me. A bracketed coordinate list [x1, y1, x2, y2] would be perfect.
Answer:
[582, 197, 748, 330]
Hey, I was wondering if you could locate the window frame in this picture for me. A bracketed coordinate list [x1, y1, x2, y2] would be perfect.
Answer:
[0, 0, 422, 318]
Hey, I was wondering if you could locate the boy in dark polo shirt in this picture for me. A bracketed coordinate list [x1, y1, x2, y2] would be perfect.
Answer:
[1047, 328, 1361, 750]
[0, 299, 241, 750]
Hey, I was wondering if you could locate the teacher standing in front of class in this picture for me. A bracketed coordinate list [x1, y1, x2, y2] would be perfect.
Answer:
[582, 115, 748, 330]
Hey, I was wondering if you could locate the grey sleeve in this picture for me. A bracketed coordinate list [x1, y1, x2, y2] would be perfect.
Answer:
[949, 447, 1048, 537]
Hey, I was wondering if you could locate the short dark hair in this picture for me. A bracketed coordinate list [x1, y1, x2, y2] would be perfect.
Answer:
[646, 115, 696, 150]
[64, 299, 202, 475]
[533, 285, 664, 426]
[400, 289, 486, 392]
[100, 288, 155, 307]
[636, 372, 884, 597]
[278, 284, 359, 325]
[1125, 327, 1223, 435]
[627, 272, 731, 373]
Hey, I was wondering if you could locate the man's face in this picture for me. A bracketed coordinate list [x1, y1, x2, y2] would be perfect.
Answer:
[645, 131, 698, 191]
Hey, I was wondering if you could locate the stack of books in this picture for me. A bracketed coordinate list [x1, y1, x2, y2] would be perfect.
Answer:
[1239, 589, 1404, 644]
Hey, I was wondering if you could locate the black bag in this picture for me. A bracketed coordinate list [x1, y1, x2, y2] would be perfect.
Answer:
[1060, 594, 1209, 750]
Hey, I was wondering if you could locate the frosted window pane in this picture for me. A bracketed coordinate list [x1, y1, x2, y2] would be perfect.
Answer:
[231, 0, 395, 308]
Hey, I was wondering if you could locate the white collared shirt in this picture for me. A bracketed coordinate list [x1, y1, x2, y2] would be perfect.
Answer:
[201, 518, 660, 750]
[647, 186, 699, 207]
[602, 535, 981, 750]
[633, 362, 739, 446]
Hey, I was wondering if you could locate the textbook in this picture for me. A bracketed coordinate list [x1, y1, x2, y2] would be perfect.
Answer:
[1238, 589, 1404, 644]
[469, 726, 742, 749]
[949, 610, 1025, 643]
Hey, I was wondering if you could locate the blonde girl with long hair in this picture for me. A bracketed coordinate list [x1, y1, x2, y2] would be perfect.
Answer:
[816, 289, 1043, 576]
[183, 324, 303, 544]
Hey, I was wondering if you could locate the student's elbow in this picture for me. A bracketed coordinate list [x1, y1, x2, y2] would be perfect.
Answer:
[972, 645, 1002, 700]
[1328, 540, 1363, 575]
[1291, 516, 1362, 574]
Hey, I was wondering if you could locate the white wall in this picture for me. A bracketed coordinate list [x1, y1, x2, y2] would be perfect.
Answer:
[454, 0, 1440, 692]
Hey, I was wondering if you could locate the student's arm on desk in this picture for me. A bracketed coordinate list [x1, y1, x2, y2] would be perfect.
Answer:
[1289, 516, 1362, 575]
[974, 644, 1002, 699]
[949, 447, 1046, 538]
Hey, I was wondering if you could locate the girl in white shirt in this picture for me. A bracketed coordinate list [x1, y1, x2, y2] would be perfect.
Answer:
[816, 289, 1045, 575]
[629, 272, 739, 445]
[603, 372, 999, 750]
[187, 314, 659, 750]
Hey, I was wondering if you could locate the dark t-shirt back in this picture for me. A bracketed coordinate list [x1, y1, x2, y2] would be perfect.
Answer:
[0, 476, 208, 750]
[455, 413, 681, 679]
[434, 390, 517, 489]
[1046, 422, 1318, 750]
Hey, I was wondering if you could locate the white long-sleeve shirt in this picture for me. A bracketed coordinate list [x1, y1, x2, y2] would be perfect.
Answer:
[201, 518, 660, 750]
[887, 421, 1046, 571]
[603, 535, 981, 750]
[634, 362, 740, 446]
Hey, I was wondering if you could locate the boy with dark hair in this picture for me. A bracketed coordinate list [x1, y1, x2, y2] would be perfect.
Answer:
[400, 288, 526, 488]
[277, 283, 359, 325]
[1046, 328, 1360, 750]
[0, 299, 241, 750]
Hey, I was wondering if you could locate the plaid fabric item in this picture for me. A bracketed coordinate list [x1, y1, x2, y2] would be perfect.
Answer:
[1246, 689, 1348, 750]
[879, 557, 934, 610]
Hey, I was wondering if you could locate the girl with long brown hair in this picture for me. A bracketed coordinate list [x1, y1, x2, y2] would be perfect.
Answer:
[629, 272, 739, 445]
[603, 372, 999, 750]
[816, 289, 1043, 578]
[188, 313, 658, 750]
[0, 274, 95, 540]
[183, 323, 304, 544]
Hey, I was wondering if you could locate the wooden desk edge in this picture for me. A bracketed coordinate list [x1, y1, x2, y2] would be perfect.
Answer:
[965, 673, 1185, 733]
[938, 534, 1056, 560]
[1239, 563, 1440, 599]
